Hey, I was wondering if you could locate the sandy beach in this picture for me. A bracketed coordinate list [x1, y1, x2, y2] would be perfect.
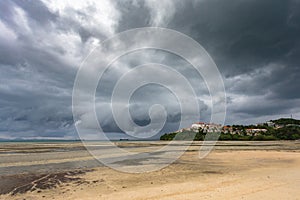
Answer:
[0, 141, 300, 200]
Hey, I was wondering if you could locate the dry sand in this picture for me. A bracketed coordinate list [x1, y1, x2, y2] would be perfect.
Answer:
[1, 141, 300, 200]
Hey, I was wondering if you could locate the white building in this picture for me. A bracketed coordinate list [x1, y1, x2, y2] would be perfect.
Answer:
[266, 121, 275, 127]
[191, 122, 222, 133]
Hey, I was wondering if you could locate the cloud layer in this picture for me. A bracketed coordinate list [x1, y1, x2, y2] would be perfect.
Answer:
[0, 0, 300, 139]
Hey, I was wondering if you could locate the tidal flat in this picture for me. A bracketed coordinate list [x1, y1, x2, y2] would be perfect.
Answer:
[0, 141, 300, 200]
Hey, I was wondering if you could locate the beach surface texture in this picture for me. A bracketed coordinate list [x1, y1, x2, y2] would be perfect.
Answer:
[0, 141, 300, 200]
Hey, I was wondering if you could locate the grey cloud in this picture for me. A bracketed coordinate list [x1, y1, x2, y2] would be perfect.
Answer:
[155, 0, 299, 77]
[11, 0, 57, 25]
[0, 0, 300, 139]
[116, 1, 151, 32]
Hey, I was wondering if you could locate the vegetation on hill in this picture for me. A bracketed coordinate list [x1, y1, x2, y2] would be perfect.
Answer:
[160, 118, 300, 141]
[160, 129, 206, 141]
[270, 118, 300, 125]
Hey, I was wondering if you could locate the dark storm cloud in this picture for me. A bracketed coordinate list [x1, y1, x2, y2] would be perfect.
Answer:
[166, 0, 298, 70]
[162, 0, 300, 123]
[0, 0, 300, 139]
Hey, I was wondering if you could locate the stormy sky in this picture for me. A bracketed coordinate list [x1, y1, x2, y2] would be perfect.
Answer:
[0, 0, 300, 139]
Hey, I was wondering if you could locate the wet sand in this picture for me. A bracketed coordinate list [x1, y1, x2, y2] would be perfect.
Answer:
[0, 141, 300, 199]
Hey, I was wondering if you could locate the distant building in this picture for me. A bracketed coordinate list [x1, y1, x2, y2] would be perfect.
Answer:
[246, 128, 267, 136]
[191, 122, 222, 133]
[222, 126, 233, 134]
[275, 124, 284, 129]
[191, 122, 206, 131]
[266, 121, 275, 127]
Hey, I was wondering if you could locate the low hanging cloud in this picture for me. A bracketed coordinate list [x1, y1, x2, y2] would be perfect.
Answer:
[0, 0, 300, 139]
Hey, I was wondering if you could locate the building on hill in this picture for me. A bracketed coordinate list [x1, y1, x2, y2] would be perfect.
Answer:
[266, 121, 275, 127]
[222, 126, 233, 134]
[246, 128, 267, 136]
[191, 122, 206, 130]
[191, 122, 222, 133]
